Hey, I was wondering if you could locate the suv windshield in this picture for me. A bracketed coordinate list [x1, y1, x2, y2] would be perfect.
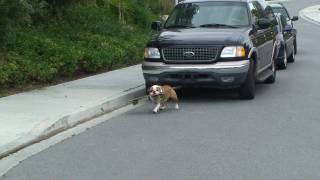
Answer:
[271, 6, 290, 20]
[165, 2, 250, 28]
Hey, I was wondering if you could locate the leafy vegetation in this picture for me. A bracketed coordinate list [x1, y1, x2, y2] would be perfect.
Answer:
[0, 0, 174, 90]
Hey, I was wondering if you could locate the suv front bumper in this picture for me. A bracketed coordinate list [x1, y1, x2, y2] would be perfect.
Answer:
[142, 60, 250, 88]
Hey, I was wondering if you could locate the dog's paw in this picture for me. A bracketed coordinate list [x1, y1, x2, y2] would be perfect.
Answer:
[175, 104, 179, 110]
[160, 106, 166, 110]
[153, 109, 158, 113]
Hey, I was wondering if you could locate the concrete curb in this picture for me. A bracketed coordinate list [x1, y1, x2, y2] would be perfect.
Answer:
[299, 5, 320, 26]
[0, 85, 146, 159]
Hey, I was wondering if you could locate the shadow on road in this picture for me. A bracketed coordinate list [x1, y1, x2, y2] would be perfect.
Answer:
[175, 83, 275, 102]
[176, 88, 239, 101]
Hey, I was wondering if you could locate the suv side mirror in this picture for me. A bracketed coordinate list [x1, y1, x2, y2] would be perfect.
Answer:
[257, 18, 271, 29]
[291, 16, 299, 21]
[151, 21, 162, 31]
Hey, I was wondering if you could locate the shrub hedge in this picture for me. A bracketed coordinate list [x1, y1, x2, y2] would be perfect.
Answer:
[0, 0, 172, 89]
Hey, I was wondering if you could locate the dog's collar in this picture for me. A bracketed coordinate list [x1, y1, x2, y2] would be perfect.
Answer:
[160, 93, 166, 101]
[158, 87, 165, 100]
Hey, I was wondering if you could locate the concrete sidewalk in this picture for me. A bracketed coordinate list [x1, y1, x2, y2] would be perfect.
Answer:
[0, 65, 145, 159]
[300, 5, 320, 25]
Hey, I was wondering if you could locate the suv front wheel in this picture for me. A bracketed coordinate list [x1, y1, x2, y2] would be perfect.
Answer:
[265, 58, 277, 84]
[239, 60, 255, 100]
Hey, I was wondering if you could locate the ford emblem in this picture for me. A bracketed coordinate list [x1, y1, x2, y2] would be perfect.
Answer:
[183, 51, 195, 58]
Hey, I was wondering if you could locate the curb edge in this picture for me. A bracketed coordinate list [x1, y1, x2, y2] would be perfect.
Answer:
[0, 85, 146, 160]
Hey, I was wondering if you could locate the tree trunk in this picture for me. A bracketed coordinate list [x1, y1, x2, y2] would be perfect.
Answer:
[118, 1, 121, 23]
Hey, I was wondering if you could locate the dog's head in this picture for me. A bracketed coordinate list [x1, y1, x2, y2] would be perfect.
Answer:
[149, 85, 163, 97]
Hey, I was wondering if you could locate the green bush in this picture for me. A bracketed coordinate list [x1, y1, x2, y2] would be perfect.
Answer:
[0, 0, 174, 90]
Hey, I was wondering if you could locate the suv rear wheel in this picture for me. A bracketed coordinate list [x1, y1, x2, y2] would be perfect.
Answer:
[278, 48, 287, 70]
[294, 39, 297, 54]
[239, 60, 255, 100]
[288, 48, 295, 63]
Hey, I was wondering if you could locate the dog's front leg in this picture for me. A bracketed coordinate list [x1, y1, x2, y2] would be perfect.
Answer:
[153, 103, 161, 113]
[160, 103, 166, 110]
[175, 103, 179, 110]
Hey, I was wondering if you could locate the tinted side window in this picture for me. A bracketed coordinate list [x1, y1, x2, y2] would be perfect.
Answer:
[249, 1, 266, 25]
[264, 6, 278, 26]
[249, 2, 258, 24]
[280, 14, 288, 27]
[279, 14, 287, 28]
[252, 1, 265, 19]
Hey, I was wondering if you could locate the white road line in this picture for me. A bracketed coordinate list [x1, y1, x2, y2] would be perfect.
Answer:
[299, 5, 320, 26]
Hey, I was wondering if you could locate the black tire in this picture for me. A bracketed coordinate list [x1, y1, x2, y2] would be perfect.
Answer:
[277, 48, 287, 70]
[288, 47, 295, 63]
[145, 83, 151, 94]
[294, 38, 297, 55]
[265, 58, 277, 84]
[239, 60, 255, 100]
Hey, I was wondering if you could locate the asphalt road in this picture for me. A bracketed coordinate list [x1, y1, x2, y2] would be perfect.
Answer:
[2, 0, 320, 179]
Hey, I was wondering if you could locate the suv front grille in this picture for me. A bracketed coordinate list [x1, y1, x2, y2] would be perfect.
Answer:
[162, 47, 219, 63]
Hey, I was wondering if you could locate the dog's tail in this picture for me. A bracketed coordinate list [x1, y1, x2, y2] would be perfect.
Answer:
[172, 86, 182, 90]
[162, 85, 181, 90]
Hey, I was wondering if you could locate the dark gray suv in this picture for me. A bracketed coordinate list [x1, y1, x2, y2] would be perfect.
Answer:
[142, 0, 280, 99]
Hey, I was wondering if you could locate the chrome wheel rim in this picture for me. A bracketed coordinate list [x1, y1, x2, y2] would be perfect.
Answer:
[284, 50, 287, 67]
[292, 48, 295, 60]
[272, 59, 276, 74]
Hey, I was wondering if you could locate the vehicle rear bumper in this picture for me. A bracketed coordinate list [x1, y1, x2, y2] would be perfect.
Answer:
[142, 60, 250, 88]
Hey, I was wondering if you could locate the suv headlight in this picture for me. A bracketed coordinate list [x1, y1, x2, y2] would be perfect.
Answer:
[220, 46, 246, 58]
[144, 47, 161, 59]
